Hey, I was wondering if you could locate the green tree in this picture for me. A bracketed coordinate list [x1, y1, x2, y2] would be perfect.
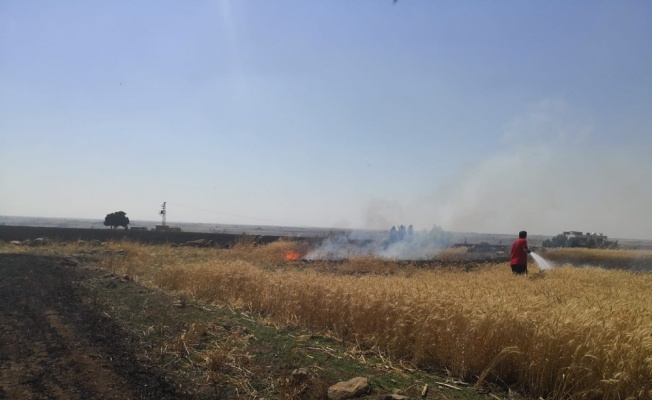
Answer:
[567, 237, 580, 247]
[429, 225, 453, 247]
[543, 234, 568, 248]
[104, 211, 130, 230]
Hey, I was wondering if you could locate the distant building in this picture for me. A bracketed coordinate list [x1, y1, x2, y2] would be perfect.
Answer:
[563, 231, 607, 246]
[130, 226, 148, 231]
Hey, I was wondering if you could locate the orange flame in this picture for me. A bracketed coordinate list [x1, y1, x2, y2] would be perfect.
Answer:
[285, 250, 301, 261]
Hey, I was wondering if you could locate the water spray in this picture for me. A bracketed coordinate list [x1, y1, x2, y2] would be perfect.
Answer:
[531, 252, 554, 271]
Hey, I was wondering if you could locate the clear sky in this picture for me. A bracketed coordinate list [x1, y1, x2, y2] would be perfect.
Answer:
[1, 1, 651, 239]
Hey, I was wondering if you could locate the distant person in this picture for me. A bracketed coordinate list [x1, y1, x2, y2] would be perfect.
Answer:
[510, 230, 531, 275]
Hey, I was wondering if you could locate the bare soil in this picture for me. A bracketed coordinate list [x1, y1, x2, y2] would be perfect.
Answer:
[0, 253, 189, 399]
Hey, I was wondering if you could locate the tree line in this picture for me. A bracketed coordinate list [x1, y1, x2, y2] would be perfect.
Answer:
[387, 224, 452, 247]
[542, 234, 618, 249]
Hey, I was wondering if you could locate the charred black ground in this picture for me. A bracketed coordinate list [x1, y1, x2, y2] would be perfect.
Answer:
[0, 253, 185, 399]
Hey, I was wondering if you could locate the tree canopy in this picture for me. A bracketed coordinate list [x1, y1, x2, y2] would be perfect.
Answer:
[104, 211, 130, 230]
[543, 233, 618, 249]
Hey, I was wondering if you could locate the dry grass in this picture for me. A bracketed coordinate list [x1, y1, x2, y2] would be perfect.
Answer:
[434, 246, 469, 262]
[541, 248, 652, 270]
[168, 321, 258, 396]
[6, 240, 651, 399]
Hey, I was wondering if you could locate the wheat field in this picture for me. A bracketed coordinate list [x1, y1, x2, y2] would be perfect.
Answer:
[78, 241, 652, 399]
[542, 248, 652, 271]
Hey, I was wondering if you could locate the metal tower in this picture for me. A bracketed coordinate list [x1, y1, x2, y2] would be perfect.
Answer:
[159, 202, 167, 226]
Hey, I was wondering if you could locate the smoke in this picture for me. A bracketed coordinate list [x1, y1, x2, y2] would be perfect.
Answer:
[368, 99, 652, 240]
[305, 226, 453, 260]
[363, 198, 406, 230]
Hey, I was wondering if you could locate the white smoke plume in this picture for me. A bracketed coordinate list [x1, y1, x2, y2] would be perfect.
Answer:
[364, 99, 652, 241]
[305, 226, 453, 260]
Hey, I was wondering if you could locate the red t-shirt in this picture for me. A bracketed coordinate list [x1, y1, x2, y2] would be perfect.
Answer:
[510, 238, 529, 265]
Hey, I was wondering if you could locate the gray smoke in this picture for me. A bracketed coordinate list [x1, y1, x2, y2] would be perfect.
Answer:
[361, 100, 652, 241]
[305, 225, 453, 260]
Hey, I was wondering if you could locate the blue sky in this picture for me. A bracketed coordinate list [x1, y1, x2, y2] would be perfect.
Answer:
[1, 1, 651, 239]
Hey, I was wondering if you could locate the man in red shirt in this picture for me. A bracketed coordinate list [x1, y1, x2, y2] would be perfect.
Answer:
[510, 230, 531, 275]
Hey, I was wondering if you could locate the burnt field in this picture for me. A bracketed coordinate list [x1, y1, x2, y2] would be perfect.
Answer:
[0, 225, 295, 248]
[0, 252, 188, 399]
[0, 225, 508, 263]
[3, 225, 651, 272]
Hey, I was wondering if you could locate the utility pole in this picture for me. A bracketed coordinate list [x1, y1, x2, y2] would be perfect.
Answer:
[159, 202, 167, 227]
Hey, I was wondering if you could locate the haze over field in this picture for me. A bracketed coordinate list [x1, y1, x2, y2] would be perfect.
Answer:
[1, 1, 651, 239]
